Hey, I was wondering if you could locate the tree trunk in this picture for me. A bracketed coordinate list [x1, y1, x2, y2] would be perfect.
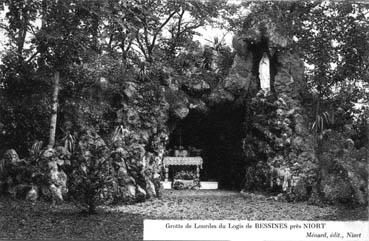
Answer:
[48, 71, 60, 149]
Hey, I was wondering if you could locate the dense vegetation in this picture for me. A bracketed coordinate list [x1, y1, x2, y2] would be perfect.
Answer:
[0, 0, 368, 210]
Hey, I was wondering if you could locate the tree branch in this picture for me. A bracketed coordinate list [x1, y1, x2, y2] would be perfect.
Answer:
[25, 51, 40, 64]
[158, 10, 177, 33]
[151, 11, 177, 47]
[143, 25, 150, 51]
[178, 22, 203, 36]
[177, 9, 185, 36]
[108, 33, 114, 51]
[125, 38, 133, 53]
[0, 23, 10, 31]
[136, 34, 148, 60]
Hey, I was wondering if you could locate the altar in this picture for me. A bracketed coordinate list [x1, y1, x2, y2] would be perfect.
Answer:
[163, 156, 203, 181]
[161, 156, 218, 189]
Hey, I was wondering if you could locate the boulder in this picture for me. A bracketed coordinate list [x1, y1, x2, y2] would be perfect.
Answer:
[152, 178, 163, 198]
[126, 108, 140, 125]
[145, 179, 157, 198]
[274, 71, 294, 95]
[136, 185, 146, 202]
[173, 105, 189, 119]
[49, 184, 64, 203]
[26, 185, 39, 204]
[209, 88, 235, 104]
[264, 22, 289, 48]
[274, 193, 287, 202]
[294, 122, 306, 135]
[165, 89, 190, 119]
[189, 79, 210, 91]
[240, 28, 262, 44]
[232, 36, 249, 57]
[240, 191, 266, 201]
[218, 51, 260, 97]
[49, 164, 68, 202]
[291, 136, 304, 150]
[8, 184, 32, 199]
[189, 99, 208, 112]
[42, 148, 55, 159]
[3, 149, 21, 165]
[277, 51, 305, 91]
[127, 184, 136, 197]
[50, 169, 67, 188]
[55, 146, 71, 159]
[123, 82, 137, 98]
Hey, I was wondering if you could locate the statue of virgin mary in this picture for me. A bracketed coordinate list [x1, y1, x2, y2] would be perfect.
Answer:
[259, 52, 270, 91]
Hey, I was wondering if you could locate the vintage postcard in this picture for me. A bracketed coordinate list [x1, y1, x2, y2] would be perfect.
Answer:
[0, 0, 368, 240]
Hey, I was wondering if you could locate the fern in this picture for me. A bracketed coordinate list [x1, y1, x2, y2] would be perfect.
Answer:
[62, 133, 76, 153]
[311, 111, 334, 138]
[112, 125, 130, 143]
[30, 140, 43, 157]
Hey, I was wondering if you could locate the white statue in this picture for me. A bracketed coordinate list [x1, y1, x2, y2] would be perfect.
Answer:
[259, 52, 270, 91]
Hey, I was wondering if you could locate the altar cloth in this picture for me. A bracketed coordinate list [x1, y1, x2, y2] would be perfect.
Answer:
[163, 157, 203, 168]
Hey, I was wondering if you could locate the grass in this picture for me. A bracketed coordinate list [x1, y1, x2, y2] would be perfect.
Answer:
[0, 190, 367, 240]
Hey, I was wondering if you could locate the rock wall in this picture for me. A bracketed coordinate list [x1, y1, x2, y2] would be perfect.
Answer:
[217, 18, 319, 201]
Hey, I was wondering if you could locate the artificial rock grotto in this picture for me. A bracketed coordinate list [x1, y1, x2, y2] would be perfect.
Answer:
[0, 18, 317, 203]
[1, 17, 366, 205]
[166, 18, 319, 201]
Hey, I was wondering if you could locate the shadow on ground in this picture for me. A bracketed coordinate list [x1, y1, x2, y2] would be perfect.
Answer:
[0, 197, 144, 240]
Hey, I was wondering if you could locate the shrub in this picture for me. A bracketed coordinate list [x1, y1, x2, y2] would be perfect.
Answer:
[319, 131, 368, 206]
[68, 131, 113, 214]
[243, 161, 271, 192]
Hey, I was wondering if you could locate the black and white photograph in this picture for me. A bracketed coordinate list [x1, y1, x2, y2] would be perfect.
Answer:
[0, 0, 368, 240]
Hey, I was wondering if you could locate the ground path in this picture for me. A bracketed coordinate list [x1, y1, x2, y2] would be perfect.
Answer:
[108, 190, 366, 220]
[0, 190, 367, 240]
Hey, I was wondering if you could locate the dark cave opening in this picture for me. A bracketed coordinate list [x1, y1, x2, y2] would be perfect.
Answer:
[167, 102, 246, 190]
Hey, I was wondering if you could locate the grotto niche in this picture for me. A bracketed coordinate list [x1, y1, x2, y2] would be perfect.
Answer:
[165, 19, 319, 201]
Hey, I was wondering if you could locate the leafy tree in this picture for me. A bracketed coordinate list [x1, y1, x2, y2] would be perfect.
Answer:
[0, 0, 49, 154]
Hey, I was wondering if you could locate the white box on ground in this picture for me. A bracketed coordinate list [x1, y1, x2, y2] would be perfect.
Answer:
[200, 181, 218, 189]
[161, 181, 172, 189]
